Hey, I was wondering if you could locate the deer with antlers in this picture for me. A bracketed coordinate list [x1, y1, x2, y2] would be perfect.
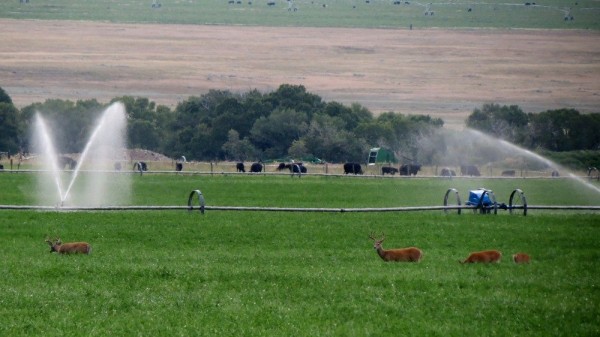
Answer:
[460, 250, 502, 264]
[45, 237, 92, 255]
[368, 233, 423, 262]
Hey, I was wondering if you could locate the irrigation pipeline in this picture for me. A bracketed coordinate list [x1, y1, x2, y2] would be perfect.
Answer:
[0, 205, 599, 212]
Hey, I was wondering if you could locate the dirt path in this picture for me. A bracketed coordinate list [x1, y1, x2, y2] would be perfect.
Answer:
[1, 19, 598, 128]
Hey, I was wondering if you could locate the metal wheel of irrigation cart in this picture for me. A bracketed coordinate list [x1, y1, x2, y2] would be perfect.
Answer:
[443, 188, 527, 216]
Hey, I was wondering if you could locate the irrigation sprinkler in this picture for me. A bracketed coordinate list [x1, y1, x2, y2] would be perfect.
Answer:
[187, 189, 205, 214]
[443, 188, 462, 215]
[2, 180, 597, 216]
[443, 187, 528, 216]
[509, 188, 528, 216]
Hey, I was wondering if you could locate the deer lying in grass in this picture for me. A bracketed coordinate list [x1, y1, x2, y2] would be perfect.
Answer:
[369, 233, 422, 262]
[460, 250, 502, 263]
[45, 237, 92, 254]
[512, 253, 530, 264]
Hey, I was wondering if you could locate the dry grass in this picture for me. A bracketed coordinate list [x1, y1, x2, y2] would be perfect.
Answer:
[1, 19, 599, 128]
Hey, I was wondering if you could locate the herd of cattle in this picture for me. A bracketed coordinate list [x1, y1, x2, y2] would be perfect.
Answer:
[24, 156, 575, 178]
[233, 161, 498, 177]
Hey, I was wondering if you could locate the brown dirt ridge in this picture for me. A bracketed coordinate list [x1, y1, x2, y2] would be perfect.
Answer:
[1, 19, 599, 128]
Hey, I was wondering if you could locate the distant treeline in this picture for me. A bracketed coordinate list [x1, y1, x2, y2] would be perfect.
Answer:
[0, 85, 443, 163]
[0, 86, 598, 168]
[466, 103, 600, 152]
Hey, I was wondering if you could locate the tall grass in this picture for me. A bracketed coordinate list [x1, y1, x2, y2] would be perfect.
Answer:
[0, 174, 599, 336]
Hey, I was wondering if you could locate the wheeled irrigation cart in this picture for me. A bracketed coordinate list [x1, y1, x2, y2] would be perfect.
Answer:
[443, 188, 528, 216]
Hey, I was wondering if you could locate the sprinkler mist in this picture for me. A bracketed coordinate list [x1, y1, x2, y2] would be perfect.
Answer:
[466, 129, 600, 195]
[32, 102, 131, 207]
[425, 127, 600, 195]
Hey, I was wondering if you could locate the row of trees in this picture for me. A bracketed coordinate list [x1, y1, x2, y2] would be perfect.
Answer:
[0, 85, 442, 163]
[466, 103, 600, 152]
[1, 86, 598, 165]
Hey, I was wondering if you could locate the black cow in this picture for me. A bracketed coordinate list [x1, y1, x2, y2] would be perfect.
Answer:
[399, 164, 421, 176]
[460, 165, 480, 176]
[175, 163, 183, 172]
[440, 167, 456, 177]
[587, 167, 598, 181]
[236, 162, 245, 173]
[344, 163, 363, 175]
[250, 162, 263, 173]
[278, 162, 307, 174]
[291, 163, 307, 174]
[381, 166, 398, 175]
[58, 156, 77, 170]
[501, 170, 515, 177]
[134, 162, 148, 172]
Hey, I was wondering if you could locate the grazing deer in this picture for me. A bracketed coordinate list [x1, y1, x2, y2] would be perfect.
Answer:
[512, 253, 530, 264]
[45, 237, 92, 254]
[368, 233, 422, 262]
[460, 250, 502, 263]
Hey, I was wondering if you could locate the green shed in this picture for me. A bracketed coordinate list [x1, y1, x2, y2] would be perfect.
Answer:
[367, 147, 398, 165]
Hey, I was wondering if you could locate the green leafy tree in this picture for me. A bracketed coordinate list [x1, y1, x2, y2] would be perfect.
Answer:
[265, 84, 324, 119]
[527, 109, 600, 151]
[221, 129, 257, 161]
[466, 103, 528, 143]
[301, 114, 367, 162]
[354, 120, 392, 148]
[211, 97, 250, 146]
[287, 139, 310, 160]
[355, 112, 443, 163]
[0, 87, 20, 154]
[21, 99, 104, 153]
[321, 101, 373, 131]
[0, 87, 13, 105]
[572, 113, 600, 150]
[128, 119, 161, 151]
[250, 108, 309, 159]
[164, 90, 236, 159]
[0, 102, 21, 154]
[113, 96, 173, 152]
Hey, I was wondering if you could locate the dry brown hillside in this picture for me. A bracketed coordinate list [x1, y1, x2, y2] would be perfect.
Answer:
[1, 19, 598, 128]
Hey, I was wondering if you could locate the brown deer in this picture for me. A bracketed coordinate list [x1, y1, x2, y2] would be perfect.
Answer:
[368, 233, 422, 262]
[512, 253, 531, 264]
[45, 237, 92, 254]
[460, 250, 502, 263]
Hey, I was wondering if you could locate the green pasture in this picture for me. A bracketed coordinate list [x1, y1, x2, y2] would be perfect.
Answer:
[0, 173, 599, 336]
[1, 171, 600, 207]
[1, 0, 598, 29]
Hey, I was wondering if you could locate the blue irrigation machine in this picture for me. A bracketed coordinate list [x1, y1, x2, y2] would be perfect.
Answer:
[443, 187, 528, 216]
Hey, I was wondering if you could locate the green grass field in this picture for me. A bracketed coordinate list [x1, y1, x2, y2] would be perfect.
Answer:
[0, 173, 599, 336]
[1, 0, 599, 29]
